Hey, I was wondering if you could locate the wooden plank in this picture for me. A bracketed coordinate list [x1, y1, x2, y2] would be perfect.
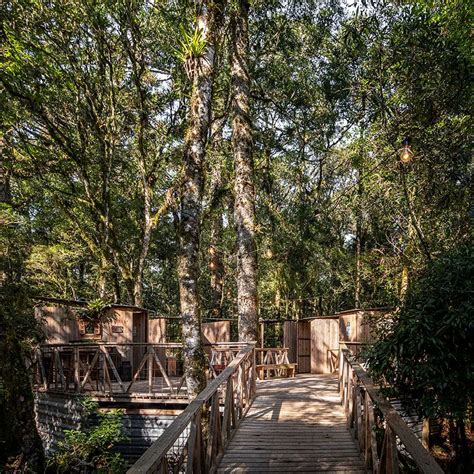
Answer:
[219, 374, 366, 473]
[36, 349, 48, 390]
[311, 317, 339, 374]
[73, 346, 80, 391]
[127, 351, 149, 393]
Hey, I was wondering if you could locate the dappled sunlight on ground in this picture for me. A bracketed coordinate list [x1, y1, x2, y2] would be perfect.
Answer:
[217, 374, 366, 473]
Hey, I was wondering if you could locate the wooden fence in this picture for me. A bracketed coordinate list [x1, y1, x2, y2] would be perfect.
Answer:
[32, 342, 250, 400]
[339, 343, 443, 473]
[127, 343, 256, 473]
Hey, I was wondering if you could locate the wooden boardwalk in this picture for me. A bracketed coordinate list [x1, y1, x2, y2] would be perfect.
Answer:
[217, 374, 367, 473]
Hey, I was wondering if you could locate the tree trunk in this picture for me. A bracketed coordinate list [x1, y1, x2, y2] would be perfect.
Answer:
[207, 122, 225, 319]
[231, 0, 258, 342]
[355, 168, 363, 309]
[209, 215, 224, 318]
[178, 0, 219, 397]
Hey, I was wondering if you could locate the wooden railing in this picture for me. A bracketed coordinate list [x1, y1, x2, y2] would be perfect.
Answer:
[339, 343, 443, 473]
[255, 347, 289, 365]
[33, 342, 185, 398]
[32, 342, 249, 399]
[127, 343, 256, 474]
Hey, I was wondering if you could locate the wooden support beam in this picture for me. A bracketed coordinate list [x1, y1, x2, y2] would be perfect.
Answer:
[80, 349, 99, 390]
[100, 346, 126, 392]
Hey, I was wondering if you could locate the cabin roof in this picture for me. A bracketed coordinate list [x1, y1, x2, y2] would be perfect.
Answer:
[34, 296, 150, 313]
[299, 314, 339, 321]
[335, 306, 391, 315]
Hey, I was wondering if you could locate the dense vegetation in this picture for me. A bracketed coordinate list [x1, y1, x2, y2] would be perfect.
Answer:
[51, 399, 127, 473]
[0, 0, 472, 471]
[368, 244, 473, 470]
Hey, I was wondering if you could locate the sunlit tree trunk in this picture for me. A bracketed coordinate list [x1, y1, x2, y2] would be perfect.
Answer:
[354, 171, 363, 309]
[178, 0, 219, 396]
[207, 121, 225, 318]
[231, 0, 258, 342]
[209, 215, 224, 318]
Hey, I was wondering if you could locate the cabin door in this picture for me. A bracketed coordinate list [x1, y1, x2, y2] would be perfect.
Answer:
[132, 312, 147, 375]
[297, 321, 311, 373]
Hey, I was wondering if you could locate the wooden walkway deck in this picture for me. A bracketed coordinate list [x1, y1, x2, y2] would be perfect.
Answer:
[218, 374, 367, 473]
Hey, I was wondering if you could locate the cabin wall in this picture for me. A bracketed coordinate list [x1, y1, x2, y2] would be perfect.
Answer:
[35, 306, 80, 344]
[283, 321, 298, 364]
[297, 321, 311, 373]
[102, 308, 133, 344]
[34, 392, 85, 453]
[339, 310, 377, 344]
[202, 321, 230, 344]
[148, 318, 167, 343]
[310, 318, 339, 374]
[102, 308, 134, 365]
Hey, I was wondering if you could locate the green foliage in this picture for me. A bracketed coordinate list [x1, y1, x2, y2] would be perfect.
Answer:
[366, 243, 474, 421]
[76, 299, 111, 321]
[0, 0, 471, 466]
[50, 399, 127, 473]
[1, 0, 470, 318]
[0, 201, 45, 470]
[175, 24, 207, 64]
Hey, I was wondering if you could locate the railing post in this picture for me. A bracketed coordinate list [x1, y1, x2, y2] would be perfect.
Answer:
[379, 425, 399, 474]
[147, 348, 154, 394]
[73, 346, 80, 392]
[338, 344, 343, 395]
[368, 400, 379, 472]
[251, 346, 256, 397]
[422, 418, 430, 450]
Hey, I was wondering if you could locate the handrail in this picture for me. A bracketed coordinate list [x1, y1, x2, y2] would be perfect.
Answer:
[33, 342, 248, 398]
[339, 343, 443, 474]
[128, 343, 256, 473]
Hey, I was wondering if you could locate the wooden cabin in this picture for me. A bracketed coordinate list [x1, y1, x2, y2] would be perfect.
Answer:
[283, 316, 339, 374]
[35, 298, 149, 344]
[35, 298, 151, 374]
[283, 307, 389, 374]
[35, 298, 232, 374]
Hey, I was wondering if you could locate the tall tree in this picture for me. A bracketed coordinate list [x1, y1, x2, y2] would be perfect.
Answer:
[177, 0, 220, 395]
[231, 0, 258, 342]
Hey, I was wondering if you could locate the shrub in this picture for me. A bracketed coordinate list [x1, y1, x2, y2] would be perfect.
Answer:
[50, 398, 128, 473]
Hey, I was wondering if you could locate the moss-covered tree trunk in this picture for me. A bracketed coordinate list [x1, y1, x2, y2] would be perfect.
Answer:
[231, 0, 258, 342]
[178, 0, 219, 397]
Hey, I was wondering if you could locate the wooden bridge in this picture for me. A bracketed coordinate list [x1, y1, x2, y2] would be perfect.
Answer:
[126, 344, 443, 473]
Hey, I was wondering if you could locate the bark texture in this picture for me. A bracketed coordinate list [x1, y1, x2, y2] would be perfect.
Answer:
[209, 215, 224, 318]
[231, 0, 258, 342]
[178, 0, 219, 396]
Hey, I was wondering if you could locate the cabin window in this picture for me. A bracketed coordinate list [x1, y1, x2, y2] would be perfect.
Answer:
[79, 318, 101, 338]
[346, 322, 351, 337]
[85, 322, 95, 334]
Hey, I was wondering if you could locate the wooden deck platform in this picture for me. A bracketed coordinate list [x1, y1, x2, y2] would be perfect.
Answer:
[217, 374, 367, 473]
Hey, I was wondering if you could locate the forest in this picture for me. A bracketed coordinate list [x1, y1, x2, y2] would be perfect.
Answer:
[0, 0, 472, 472]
